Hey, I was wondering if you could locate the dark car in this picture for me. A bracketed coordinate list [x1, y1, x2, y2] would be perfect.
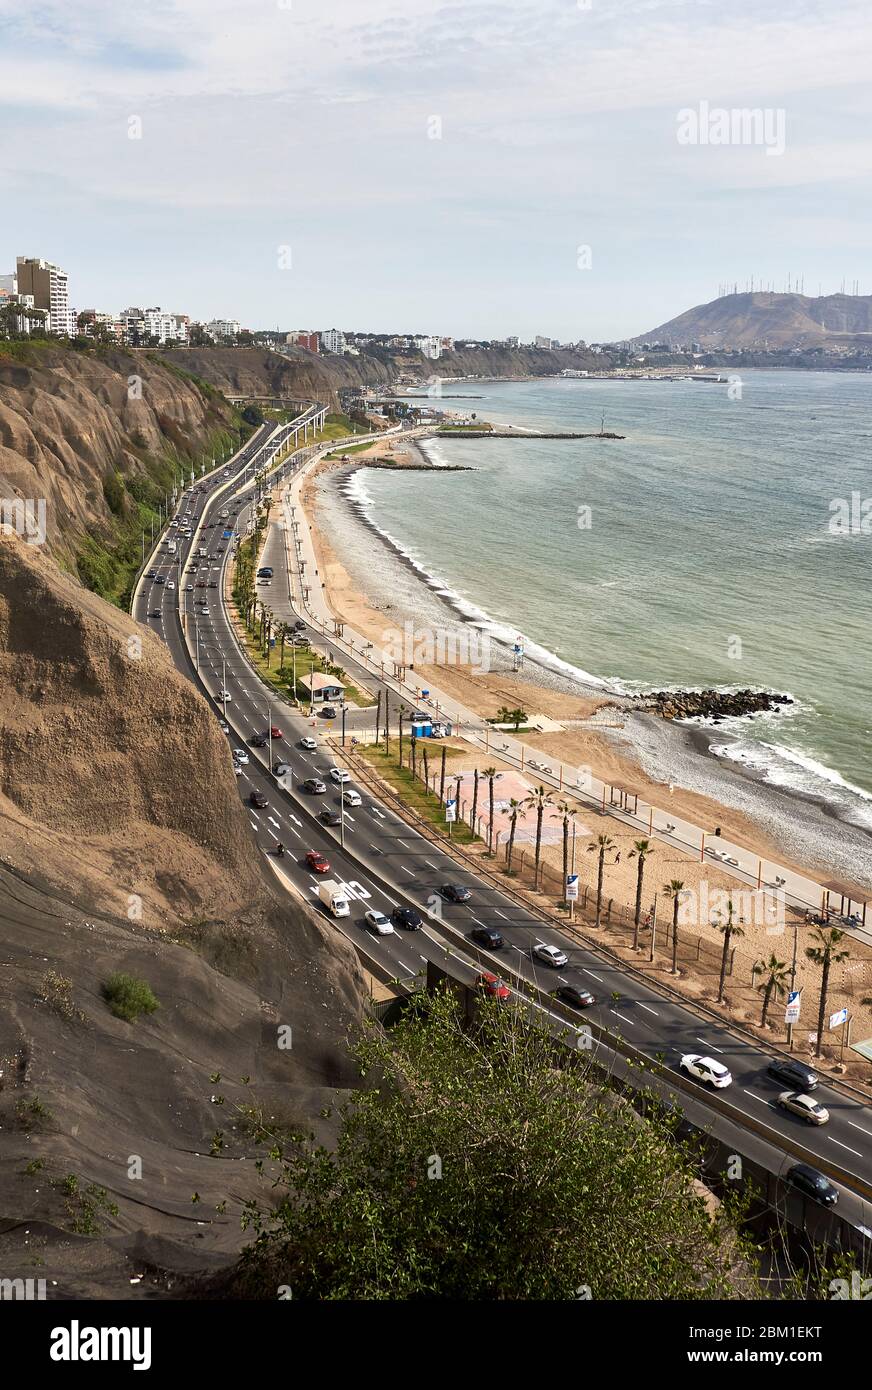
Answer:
[249, 735, 267, 748]
[554, 984, 596, 1010]
[148, 609, 162, 619]
[147, 569, 158, 580]
[471, 925, 503, 949]
[441, 884, 471, 904]
[154, 574, 166, 585]
[249, 791, 268, 809]
[786, 1163, 839, 1206]
[319, 809, 342, 826]
[208, 581, 218, 588]
[320, 706, 337, 719]
[302, 777, 327, 794]
[293, 619, 306, 631]
[767, 1058, 818, 1092]
[393, 906, 424, 932]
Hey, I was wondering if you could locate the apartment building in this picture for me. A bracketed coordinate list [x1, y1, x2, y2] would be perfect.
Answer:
[16, 256, 73, 334]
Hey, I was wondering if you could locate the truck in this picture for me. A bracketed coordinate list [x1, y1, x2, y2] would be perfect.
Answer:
[317, 879, 350, 918]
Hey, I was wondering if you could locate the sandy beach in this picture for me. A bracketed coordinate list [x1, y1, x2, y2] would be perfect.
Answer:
[287, 440, 872, 1077]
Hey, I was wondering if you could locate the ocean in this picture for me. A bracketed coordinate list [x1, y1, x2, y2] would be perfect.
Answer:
[314, 371, 872, 886]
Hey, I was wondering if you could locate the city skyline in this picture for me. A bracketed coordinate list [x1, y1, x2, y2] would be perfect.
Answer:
[2, 0, 871, 340]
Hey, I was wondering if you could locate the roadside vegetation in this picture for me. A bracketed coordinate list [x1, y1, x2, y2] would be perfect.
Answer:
[223, 988, 839, 1300]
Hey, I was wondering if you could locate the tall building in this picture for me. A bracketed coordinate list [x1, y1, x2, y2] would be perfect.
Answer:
[16, 256, 72, 335]
[287, 330, 319, 353]
[414, 334, 442, 360]
[320, 328, 346, 354]
[205, 318, 240, 341]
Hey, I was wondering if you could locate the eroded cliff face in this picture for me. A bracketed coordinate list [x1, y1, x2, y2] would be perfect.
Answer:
[0, 345, 247, 588]
[0, 527, 366, 1295]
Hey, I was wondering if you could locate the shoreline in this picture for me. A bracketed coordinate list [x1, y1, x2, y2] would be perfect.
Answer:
[299, 441, 872, 897]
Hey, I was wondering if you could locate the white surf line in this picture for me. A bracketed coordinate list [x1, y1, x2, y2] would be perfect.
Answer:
[828, 1136, 863, 1159]
[695, 1037, 726, 1054]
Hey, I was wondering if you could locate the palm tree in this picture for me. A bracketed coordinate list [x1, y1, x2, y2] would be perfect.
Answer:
[712, 898, 746, 1004]
[522, 785, 552, 889]
[439, 744, 447, 803]
[754, 954, 790, 1029]
[410, 735, 417, 781]
[587, 834, 616, 928]
[628, 839, 653, 950]
[422, 745, 430, 793]
[482, 766, 499, 854]
[504, 798, 525, 873]
[276, 622, 289, 672]
[470, 768, 479, 838]
[663, 880, 686, 974]
[552, 802, 577, 905]
[805, 926, 850, 1059]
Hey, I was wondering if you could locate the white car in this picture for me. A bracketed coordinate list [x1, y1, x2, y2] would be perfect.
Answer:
[233, 749, 249, 764]
[185, 584, 194, 591]
[329, 767, 351, 784]
[680, 1054, 733, 1089]
[777, 1091, 830, 1126]
[342, 789, 362, 807]
[165, 580, 176, 590]
[364, 909, 394, 936]
[299, 737, 318, 751]
[216, 690, 232, 703]
[218, 721, 230, 734]
[532, 942, 568, 968]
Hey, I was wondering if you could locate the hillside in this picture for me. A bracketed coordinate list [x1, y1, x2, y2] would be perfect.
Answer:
[635, 291, 872, 350]
[0, 533, 366, 1296]
[0, 342, 252, 602]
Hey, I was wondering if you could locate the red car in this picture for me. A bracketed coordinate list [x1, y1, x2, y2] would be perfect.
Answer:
[305, 850, 330, 874]
[270, 726, 284, 740]
[476, 972, 510, 1002]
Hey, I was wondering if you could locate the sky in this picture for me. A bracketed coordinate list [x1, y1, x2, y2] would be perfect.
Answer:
[1, 0, 870, 341]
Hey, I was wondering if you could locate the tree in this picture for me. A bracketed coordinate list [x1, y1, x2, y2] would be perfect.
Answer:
[522, 785, 553, 889]
[504, 798, 525, 873]
[805, 927, 850, 1059]
[510, 707, 527, 730]
[712, 898, 746, 1004]
[587, 834, 617, 928]
[663, 880, 686, 975]
[628, 839, 653, 950]
[552, 802, 577, 904]
[753, 954, 789, 1029]
[482, 766, 499, 854]
[470, 768, 479, 838]
[232, 987, 764, 1299]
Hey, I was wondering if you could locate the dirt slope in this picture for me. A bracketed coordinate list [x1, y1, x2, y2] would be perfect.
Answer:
[0, 535, 367, 1296]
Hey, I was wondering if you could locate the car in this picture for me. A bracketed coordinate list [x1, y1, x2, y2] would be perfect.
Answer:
[393, 906, 423, 931]
[292, 634, 309, 646]
[249, 791, 269, 809]
[148, 609, 162, 619]
[196, 580, 207, 588]
[165, 580, 176, 590]
[154, 574, 166, 585]
[249, 735, 267, 748]
[321, 705, 337, 718]
[554, 984, 596, 1010]
[777, 1091, 830, 1125]
[147, 569, 158, 580]
[233, 763, 243, 776]
[786, 1164, 839, 1206]
[305, 850, 331, 874]
[219, 721, 230, 734]
[364, 908, 394, 936]
[471, 925, 503, 950]
[216, 547, 224, 555]
[342, 789, 362, 807]
[233, 749, 249, 764]
[216, 690, 232, 703]
[329, 767, 350, 784]
[441, 884, 472, 904]
[476, 972, 511, 1001]
[302, 777, 327, 794]
[532, 942, 569, 968]
[299, 737, 318, 751]
[270, 726, 283, 740]
[185, 583, 194, 592]
[208, 580, 218, 589]
[319, 809, 342, 826]
[766, 1058, 818, 1092]
[679, 1054, 733, 1089]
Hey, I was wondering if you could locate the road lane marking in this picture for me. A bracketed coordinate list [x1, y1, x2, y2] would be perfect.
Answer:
[583, 969, 604, 983]
[636, 1002, 659, 1016]
[828, 1136, 863, 1159]
[696, 1037, 725, 1054]
[847, 1120, 872, 1139]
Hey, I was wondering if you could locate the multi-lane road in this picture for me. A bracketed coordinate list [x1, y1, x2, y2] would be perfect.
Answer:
[131, 412, 872, 1234]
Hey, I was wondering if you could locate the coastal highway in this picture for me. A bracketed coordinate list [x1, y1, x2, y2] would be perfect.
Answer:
[132, 420, 872, 1230]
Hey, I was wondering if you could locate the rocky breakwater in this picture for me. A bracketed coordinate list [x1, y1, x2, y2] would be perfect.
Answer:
[637, 688, 793, 722]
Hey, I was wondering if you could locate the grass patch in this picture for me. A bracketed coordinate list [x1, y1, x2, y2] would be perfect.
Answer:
[52, 1174, 119, 1235]
[102, 973, 159, 1023]
[38, 970, 86, 1023]
[14, 1097, 54, 1132]
[324, 440, 377, 459]
[358, 742, 478, 846]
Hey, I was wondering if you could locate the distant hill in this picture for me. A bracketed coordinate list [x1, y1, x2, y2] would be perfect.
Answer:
[634, 292, 872, 350]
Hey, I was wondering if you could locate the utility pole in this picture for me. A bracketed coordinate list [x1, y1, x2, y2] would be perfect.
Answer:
[787, 919, 799, 1052]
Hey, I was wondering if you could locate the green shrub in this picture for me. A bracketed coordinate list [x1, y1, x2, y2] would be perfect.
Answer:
[102, 973, 159, 1022]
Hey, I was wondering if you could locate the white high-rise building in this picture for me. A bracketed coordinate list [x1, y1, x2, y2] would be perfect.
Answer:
[320, 328, 347, 354]
[414, 334, 442, 360]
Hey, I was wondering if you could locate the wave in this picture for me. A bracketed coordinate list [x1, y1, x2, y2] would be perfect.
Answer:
[709, 738, 872, 830]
